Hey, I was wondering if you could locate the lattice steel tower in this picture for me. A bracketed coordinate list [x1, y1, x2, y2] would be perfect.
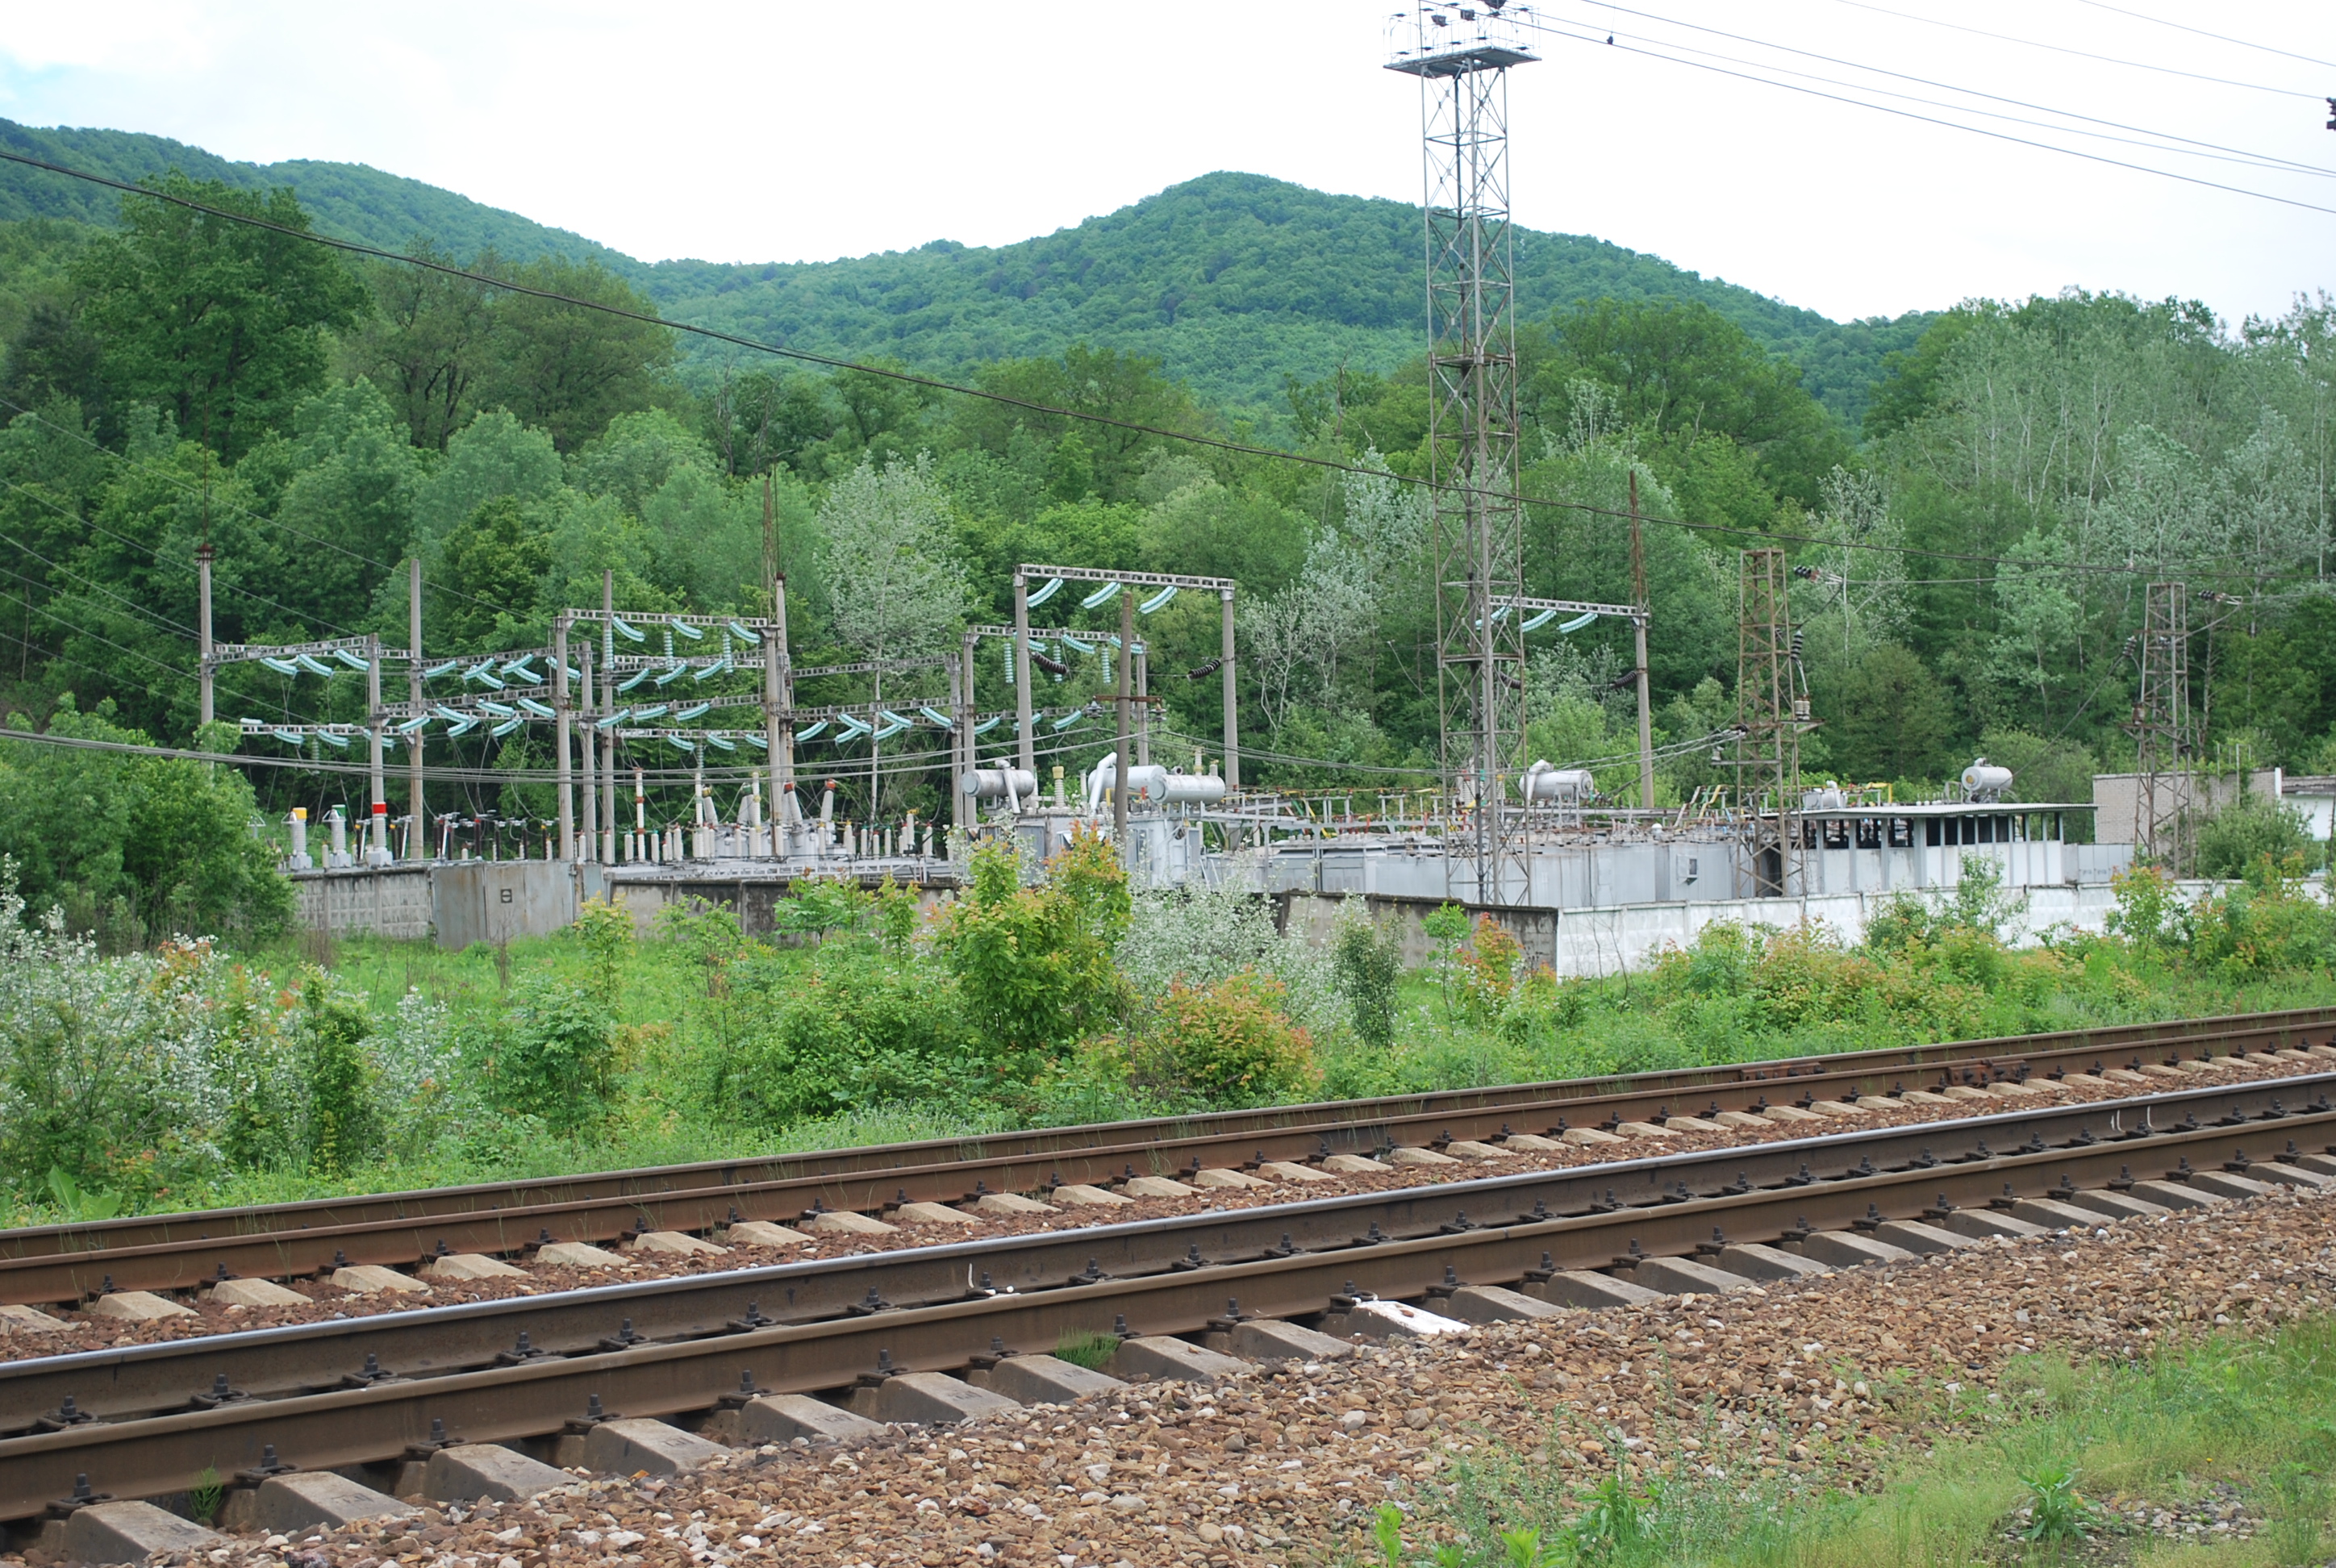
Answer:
[2130, 581, 2192, 864]
[1736, 548, 1804, 898]
[1388, 2, 1539, 904]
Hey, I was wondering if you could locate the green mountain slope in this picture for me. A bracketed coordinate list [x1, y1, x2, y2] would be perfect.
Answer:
[0, 119, 629, 271]
[636, 171, 1926, 426]
[0, 121, 1928, 426]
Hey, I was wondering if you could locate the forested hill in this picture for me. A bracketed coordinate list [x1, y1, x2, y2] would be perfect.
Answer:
[0, 121, 1925, 425]
[0, 120, 632, 273]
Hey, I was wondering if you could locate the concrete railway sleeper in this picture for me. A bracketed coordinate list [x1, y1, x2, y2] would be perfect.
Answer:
[2, 1075, 2332, 1541]
[3, 1005, 2328, 1275]
[6, 1025, 2332, 1307]
[2, 1071, 2326, 1426]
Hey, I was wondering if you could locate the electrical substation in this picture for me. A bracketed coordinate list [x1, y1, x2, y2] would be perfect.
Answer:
[225, 1, 2124, 965]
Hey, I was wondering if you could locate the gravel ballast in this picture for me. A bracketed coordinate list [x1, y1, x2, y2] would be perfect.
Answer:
[27, 1175, 2325, 1568]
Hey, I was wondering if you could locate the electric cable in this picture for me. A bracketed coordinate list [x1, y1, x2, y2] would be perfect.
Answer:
[0, 581, 195, 681]
[0, 465, 371, 640]
[0, 148, 2246, 583]
[0, 393, 511, 620]
[0, 619, 165, 696]
[1514, 15, 2336, 215]
[0, 507, 339, 726]
[1537, 8, 2334, 180]
[1827, 0, 2324, 100]
[1554, 1, 2335, 173]
[0, 523, 200, 637]
[2061, 0, 2336, 72]
[0, 572, 194, 678]
[0, 471, 394, 731]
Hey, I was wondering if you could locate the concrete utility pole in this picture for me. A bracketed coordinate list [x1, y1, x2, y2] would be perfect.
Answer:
[580, 636, 595, 860]
[1013, 571, 1036, 775]
[1629, 471, 1654, 811]
[951, 642, 971, 842]
[764, 475, 796, 844]
[765, 574, 791, 815]
[408, 559, 425, 858]
[365, 635, 388, 864]
[1114, 586, 1134, 862]
[2131, 581, 2192, 865]
[197, 543, 215, 730]
[1220, 588, 1239, 790]
[602, 570, 619, 863]
[554, 615, 573, 861]
[1134, 638, 1150, 766]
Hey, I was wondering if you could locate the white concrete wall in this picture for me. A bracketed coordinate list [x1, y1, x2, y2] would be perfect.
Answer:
[2284, 787, 2336, 841]
[1279, 874, 2309, 980]
[290, 867, 433, 941]
[1535, 883, 2124, 979]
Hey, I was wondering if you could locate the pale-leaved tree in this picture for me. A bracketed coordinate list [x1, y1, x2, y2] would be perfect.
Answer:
[818, 453, 972, 811]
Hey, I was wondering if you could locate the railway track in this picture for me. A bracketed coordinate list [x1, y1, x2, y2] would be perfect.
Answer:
[4, 1065, 2331, 1543]
[6, 1006, 2332, 1306]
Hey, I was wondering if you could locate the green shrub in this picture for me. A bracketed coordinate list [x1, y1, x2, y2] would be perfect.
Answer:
[296, 976, 378, 1176]
[485, 976, 615, 1134]
[2192, 794, 2316, 878]
[933, 833, 1128, 1067]
[2186, 853, 2336, 975]
[1330, 911, 1404, 1050]
[773, 878, 869, 945]
[1138, 970, 1320, 1104]
[719, 945, 981, 1127]
[1421, 901, 1470, 1020]
[571, 896, 635, 1010]
[0, 885, 236, 1202]
[0, 703, 292, 949]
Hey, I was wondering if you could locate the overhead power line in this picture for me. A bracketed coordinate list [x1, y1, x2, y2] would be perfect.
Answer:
[0, 146, 2259, 584]
[1829, 0, 2326, 100]
[0, 392, 511, 621]
[1546, 14, 2329, 181]
[1520, 15, 2336, 218]
[0, 455, 373, 640]
[2063, 0, 2336, 73]
[1563, 0, 2333, 174]
[0, 720, 1107, 791]
[1546, 5, 2334, 180]
[0, 578, 194, 682]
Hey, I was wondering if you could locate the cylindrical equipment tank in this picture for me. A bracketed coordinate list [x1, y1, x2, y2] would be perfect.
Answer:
[1962, 760, 2014, 801]
[1083, 756, 1170, 811]
[961, 767, 1038, 801]
[1161, 772, 1228, 805]
[1518, 763, 1595, 802]
[1801, 784, 1846, 811]
[1117, 764, 1170, 803]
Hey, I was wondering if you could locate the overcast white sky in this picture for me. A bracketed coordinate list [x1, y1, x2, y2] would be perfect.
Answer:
[0, 1, 2328, 327]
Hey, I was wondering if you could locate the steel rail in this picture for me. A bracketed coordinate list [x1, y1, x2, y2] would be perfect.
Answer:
[3, 1006, 2329, 1289]
[2, 1087, 2325, 1521]
[6, 1032, 2327, 1307]
[4, 1073, 2326, 1472]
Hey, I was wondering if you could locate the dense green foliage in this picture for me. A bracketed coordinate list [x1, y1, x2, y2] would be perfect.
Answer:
[0, 123, 1924, 423]
[6, 127, 2330, 857]
[7, 838, 2335, 1222]
[2, 127, 2334, 1224]
[0, 706, 290, 945]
